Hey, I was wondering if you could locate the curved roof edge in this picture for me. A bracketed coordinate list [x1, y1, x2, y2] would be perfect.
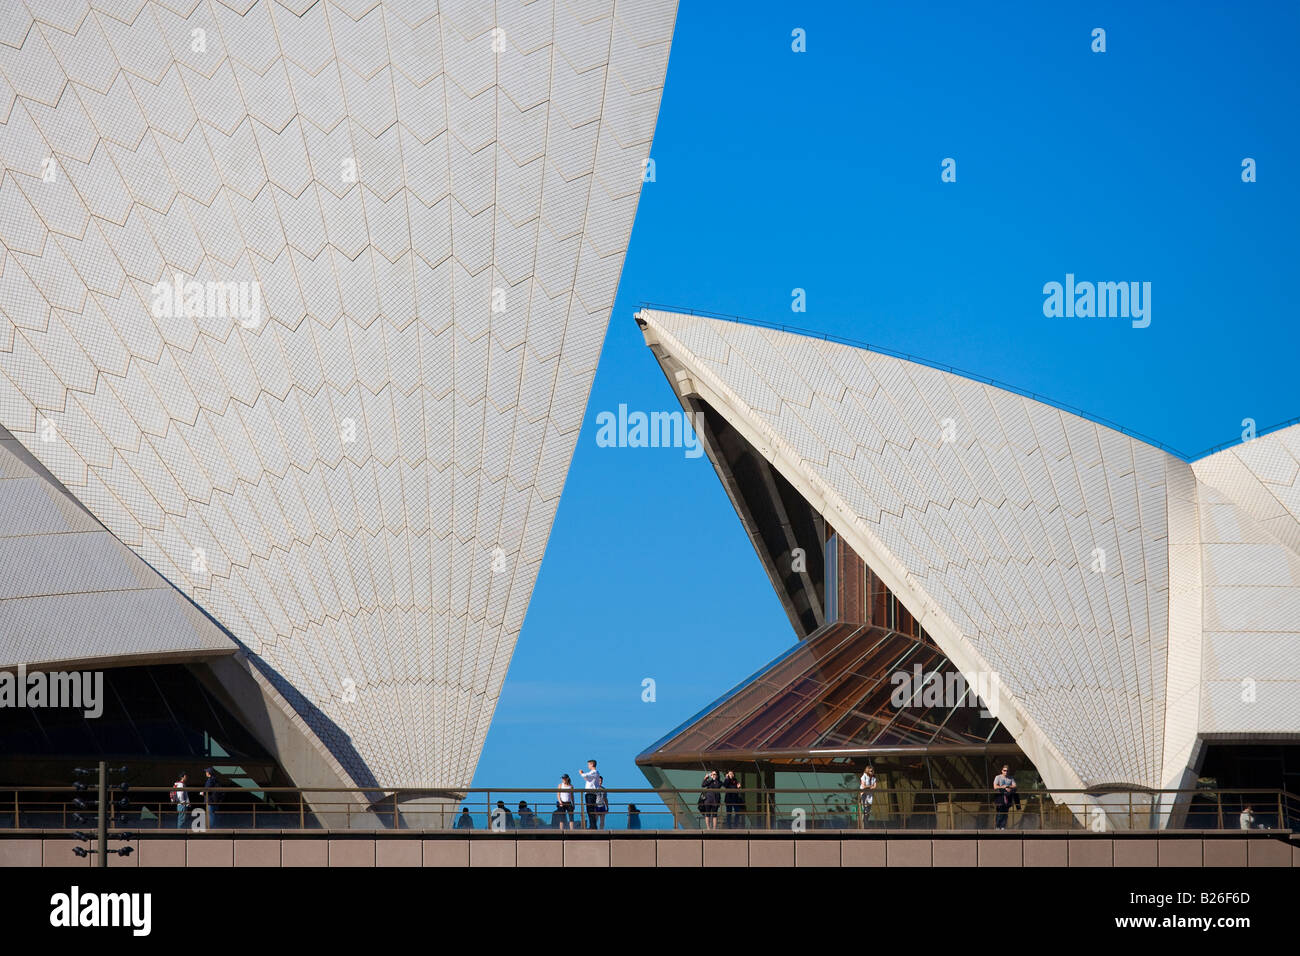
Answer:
[638, 302, 1298, 462]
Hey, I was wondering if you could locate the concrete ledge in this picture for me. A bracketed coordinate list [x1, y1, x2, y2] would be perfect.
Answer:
[1069, 839, 1113, 867]
[748, 839, 793, 867]
[933, 839, 976, 866]
[281, 840, 327, 867]
[563, 841, 610, 867]
[1114, 839, 1157, 867]
[329, 839, 375, 867]
[376, 841, 422, 867]
[887, 840, 932, 866]
[423, 839, 468, 867]
[0, 830, 1288, 867]
[611, 839, 656, 867]
[1023, 840, 1068, 867]
[841, 841, 886, 867]
[235, 839, 280, 867]
[703, 840, 748, 867]
[186, 839, 233, 867]
[656, 839, 701, 867]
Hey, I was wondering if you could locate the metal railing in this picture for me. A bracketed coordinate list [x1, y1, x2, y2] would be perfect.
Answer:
[2, 785, 1294, 834]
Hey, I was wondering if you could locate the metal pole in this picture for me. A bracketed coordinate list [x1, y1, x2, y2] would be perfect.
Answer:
[96, 761, 107, 869]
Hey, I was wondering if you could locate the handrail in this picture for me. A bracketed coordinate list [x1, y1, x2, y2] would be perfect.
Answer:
[637, 301, 1300, 463]
[5, 784, 1293, 834]
[3, 785, 1293, 795]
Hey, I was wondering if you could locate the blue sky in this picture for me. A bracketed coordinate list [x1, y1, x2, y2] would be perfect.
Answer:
[471, 1, 1300, 793]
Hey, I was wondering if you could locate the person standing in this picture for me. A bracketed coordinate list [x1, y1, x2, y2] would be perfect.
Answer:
[556, 773, 576, 829]
[722, 770, 743, 828]
[203, 767, 222, 830]
[517, 801, 537, 829]
[170, 771, 189, 830]
[698, 770, 722, 829]
[455, 807, 474, 829]
[858, 764, 877, 827]
[1240, 805, 1255, 830]
[993, 764, 1016, 830]
[579, 759, 602, 830]
[592, 773, 609, 829]
[493, 800, 514, 830]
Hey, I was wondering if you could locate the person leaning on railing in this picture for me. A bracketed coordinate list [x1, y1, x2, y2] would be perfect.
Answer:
[858, 765, 877, 826]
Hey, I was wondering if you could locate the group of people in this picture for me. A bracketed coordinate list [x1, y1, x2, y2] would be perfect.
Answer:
[695, 765, 881, 829]
[456, 759, 642, 830]
[695, 769, 746, 828]
[168, 768, 225, 829]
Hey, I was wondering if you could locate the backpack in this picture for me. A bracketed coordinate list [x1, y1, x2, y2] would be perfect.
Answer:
[170, 781, 184, 803]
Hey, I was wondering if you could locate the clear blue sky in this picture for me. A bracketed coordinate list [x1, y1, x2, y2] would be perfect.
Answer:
[471, 1, 1300, 793]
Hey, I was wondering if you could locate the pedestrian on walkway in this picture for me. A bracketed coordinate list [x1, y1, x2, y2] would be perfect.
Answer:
[859, 764, 877, 827]
[170, 771, 189, 830]
[555, 773, 576, 829]
[993, 764, 1017, 830]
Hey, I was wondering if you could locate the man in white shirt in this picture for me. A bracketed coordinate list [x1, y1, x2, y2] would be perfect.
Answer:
[859, 764, 877, 826]
[579, 759, 604, 830]
[1240, 806, 1255, 830]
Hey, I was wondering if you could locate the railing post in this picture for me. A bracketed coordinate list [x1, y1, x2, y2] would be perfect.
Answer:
[393, 792, 399, 829]
[299, 792, 305, 830]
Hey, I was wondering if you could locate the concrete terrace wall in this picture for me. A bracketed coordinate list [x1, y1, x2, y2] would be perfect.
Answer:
[1, 831, 1295, 867]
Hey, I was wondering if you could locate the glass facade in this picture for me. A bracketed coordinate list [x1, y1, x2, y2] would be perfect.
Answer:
[0, 663, 301, 827]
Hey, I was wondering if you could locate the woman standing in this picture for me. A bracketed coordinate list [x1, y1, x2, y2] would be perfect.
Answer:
[556, 773, 575, 830]
[698, 769, 722, 830]
[722, 770, 743, 829]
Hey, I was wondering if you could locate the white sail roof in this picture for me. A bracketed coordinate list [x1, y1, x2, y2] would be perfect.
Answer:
[639, 309, 1300, 792]
[0, 0, 678, 788]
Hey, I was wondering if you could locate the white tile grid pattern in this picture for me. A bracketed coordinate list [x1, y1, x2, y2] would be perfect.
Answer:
[1196, 484, 1300, 734]
[1194, 425, 1300, 560]
[0, 0, 678, 788]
